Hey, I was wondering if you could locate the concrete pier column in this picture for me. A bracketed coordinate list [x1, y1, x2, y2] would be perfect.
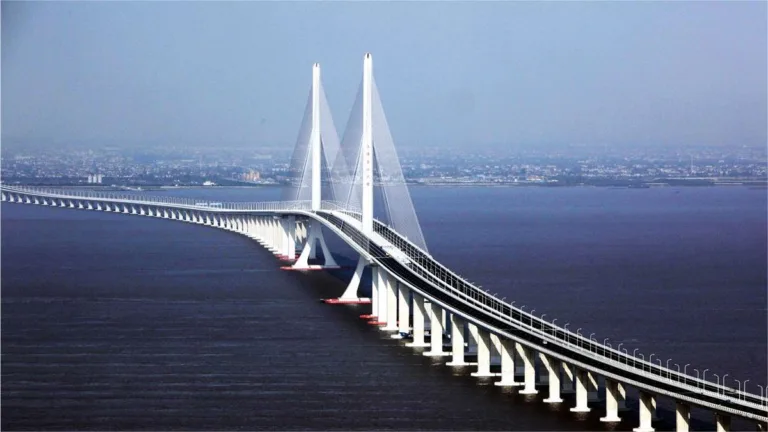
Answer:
[424, 301, 448, 356]
[340, 256, 367, 301]
[516, 343, 537, 394]
[383, 275, 399, 331]
[715, 413, 731, 432]
[283, 216, 296, 259]
[541, 353, 562, 402]
[275, 218, 284, 253]
[292, 221, 338, 269]
[406, 292, 429, 347]
[370, 265, 380, 319]
[264, 217, 271, 242]
[265, 218, 273, 247]
[470, 325, 493, 377]
[561, 362, 575, 394]
[376, 268, 387, 324]
[494, 338, 519, 386]
[588, 372, 600, 403]
[271, 219, 279, 251]
[570, 368, 591, 412]
[446, 315, 467, 366]
[675, 402, 690, 432]
[392, 284, 411, 338]
[633, 391, 655, 432]
[442, 309, 448, 335]
[600, 379, 622, 422]
[250, 217, 258, 235]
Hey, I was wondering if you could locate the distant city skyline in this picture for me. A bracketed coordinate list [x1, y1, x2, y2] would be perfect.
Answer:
[2, 1, 766, 151]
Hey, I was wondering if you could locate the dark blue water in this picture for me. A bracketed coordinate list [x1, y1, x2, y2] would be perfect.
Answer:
[2, 186, 766, 430]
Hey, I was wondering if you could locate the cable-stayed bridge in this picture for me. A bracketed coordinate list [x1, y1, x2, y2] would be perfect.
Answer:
[2, 54, 766, 432]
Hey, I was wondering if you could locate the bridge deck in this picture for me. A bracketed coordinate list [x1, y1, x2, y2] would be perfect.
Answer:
[2, 185, 766, 423]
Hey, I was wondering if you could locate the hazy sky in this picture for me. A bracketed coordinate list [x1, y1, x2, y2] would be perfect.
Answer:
[2, 1, 766, 150]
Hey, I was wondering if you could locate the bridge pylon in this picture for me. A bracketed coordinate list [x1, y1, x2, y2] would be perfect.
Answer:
[285, 63, 341, 270]
[333, 53, 429, 302]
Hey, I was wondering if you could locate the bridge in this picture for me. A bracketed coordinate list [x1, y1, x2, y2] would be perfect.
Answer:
[2, 54, 766, 432]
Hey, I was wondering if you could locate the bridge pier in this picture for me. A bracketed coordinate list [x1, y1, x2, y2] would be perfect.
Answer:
[375, 269, 388, 326]
[271, 218, 281, 252]
[470, 325, 493, 377]
[600, 379, 622, 422]
[392, 284, 411, 338]
[675, 401, 690, 432]
[281, 216, 296, 260]
[540, 353, 562, 402]
[446, 315, 467, 366]
[570, 367, 591, 413]
[424, 302, 448, 356]
[273, 218, 283, 253]
[561, 362, 576, 395]
[339, 257, 367, 301]
[258, 217, 267, 241]
[715, 413, 731, 432]
[516, 343, 538, 394]
[588, 372, 601, 403]
[634, 391, 656, 432]
[292, 221, 338, 269]
[406, 293, 429, 347]
[383, 274, 399, 331]
[494, 337, 519, 386]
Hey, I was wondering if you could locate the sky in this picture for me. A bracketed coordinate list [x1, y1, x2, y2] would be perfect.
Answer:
[2, 1, 766, 151]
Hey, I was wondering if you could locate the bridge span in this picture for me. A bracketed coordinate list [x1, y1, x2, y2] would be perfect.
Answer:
[2, 54, 766, 432]
[3, 184, 766, 430]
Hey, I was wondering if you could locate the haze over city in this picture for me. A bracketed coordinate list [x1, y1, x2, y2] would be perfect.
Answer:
[3, 1, 766, 152]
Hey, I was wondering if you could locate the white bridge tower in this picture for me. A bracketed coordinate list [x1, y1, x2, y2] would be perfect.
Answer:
[289, 63, 339, 270]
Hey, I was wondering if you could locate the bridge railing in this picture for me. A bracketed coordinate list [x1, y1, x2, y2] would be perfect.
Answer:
[364, 215, 767, 408]
[0, 185, 324, 212]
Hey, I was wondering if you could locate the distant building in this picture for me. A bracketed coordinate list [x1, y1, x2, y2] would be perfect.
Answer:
[241, 170, 261, 182]
[203, 180, 216, 186]
[87, 174, 104, 184]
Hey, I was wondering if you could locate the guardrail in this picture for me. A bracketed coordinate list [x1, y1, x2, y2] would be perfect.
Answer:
[0, 185, 359, 214]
